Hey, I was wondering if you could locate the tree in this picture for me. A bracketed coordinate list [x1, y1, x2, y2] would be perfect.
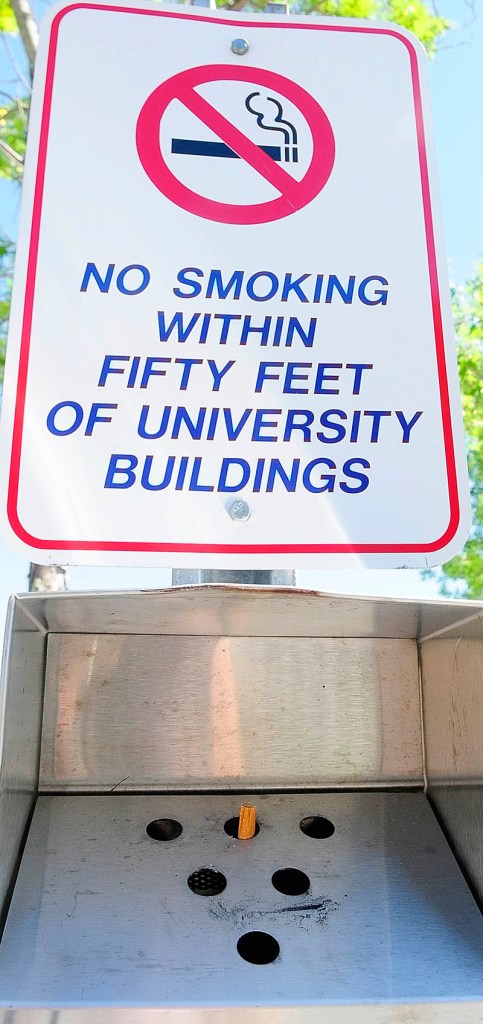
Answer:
[2, 0, 480, 598]
[423, 264, 483, 599]
[0, 0, 64, 589]
[0, 0, 452, 179]
[0, 239, 14, 383]
[224, 0, 449, 53]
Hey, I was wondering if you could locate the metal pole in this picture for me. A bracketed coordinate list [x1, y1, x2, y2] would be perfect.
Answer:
[172, 568, 296, 585]
[172, 0, 294, 587]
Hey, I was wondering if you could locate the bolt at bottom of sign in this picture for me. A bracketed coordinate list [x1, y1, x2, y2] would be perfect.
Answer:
[229, 500, 251, 522]
[231, 38, 249, 55]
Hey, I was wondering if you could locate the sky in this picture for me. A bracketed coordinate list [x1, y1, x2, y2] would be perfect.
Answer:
[0, 0, 482, 636]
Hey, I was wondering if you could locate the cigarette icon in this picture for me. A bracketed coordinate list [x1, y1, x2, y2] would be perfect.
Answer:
[171, 139, 282, 161]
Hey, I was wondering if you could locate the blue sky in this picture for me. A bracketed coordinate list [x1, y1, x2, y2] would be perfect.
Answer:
[1, 0, 482, 633]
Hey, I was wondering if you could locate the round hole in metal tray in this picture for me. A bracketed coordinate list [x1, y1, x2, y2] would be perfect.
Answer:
[146, 818, 183, 841]
[272, 867, 310, 896]
[299, 816, 335, 839]
[187, 868, 227, 896]
[224, 816, 260, 839]
[237, 931, 280, 965]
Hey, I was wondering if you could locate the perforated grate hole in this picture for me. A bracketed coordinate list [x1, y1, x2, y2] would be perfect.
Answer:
[237, 931, 280, 965]
[300, 815, 335, 839]
[272, 867, 310, 896]
[187, 867, 227, 896]
[146, 818, 182, 841]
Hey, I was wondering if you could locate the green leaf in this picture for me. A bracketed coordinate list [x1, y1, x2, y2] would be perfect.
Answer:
[0, 97, 29, 181]
[0, 0, 18, 34]
[216, 0, 449, 52]
[423, 260, 483, 598]
[384, 0, 449, 54]
[0, 237, 15, 383]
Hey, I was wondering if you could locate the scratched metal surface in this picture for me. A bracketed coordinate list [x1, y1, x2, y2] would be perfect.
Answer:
[11, 587, 483, 639]
[39, 635, 421, 790]
[1, 792, 482, 1007]
[421, 635, 483, 904]
[0, 599, 45, 922]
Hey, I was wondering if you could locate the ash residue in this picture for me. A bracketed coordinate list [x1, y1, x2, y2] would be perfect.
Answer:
[209, 895, 340, 930]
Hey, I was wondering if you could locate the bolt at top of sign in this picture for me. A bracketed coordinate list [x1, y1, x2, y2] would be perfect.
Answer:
[231, 38, 250, 55]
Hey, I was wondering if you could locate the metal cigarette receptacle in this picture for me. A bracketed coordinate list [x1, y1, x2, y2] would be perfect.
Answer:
[0, 585, 481, 1021]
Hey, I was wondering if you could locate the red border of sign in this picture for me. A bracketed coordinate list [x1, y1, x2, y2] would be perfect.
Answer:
[136, 64, 336, 224]
[7, 6, 461, 555]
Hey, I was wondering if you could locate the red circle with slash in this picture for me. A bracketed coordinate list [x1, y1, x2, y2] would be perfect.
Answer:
[136, 64, 335, 225]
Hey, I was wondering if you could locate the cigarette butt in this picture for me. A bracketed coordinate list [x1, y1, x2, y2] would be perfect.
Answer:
[238, 803, 257, 840]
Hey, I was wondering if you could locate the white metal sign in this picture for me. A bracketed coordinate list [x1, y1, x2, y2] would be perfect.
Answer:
[0, 1, 470, 568]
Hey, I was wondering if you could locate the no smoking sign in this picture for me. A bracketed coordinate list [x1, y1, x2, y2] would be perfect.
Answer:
[0, 2, 470, 569]
[136, 64, 335, 224]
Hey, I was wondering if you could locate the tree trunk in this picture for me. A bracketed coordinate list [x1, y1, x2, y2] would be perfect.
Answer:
[9, 0, 38, 73]
[28, 563, 67, 592]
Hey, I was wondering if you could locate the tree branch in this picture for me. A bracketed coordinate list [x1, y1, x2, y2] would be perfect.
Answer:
[0, 138, 24, 169]
[9, 0, 39, 73]
[2, 35, 33, 93]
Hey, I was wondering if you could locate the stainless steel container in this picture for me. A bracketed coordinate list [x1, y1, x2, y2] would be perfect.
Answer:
[0, 586, 481, 1022]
